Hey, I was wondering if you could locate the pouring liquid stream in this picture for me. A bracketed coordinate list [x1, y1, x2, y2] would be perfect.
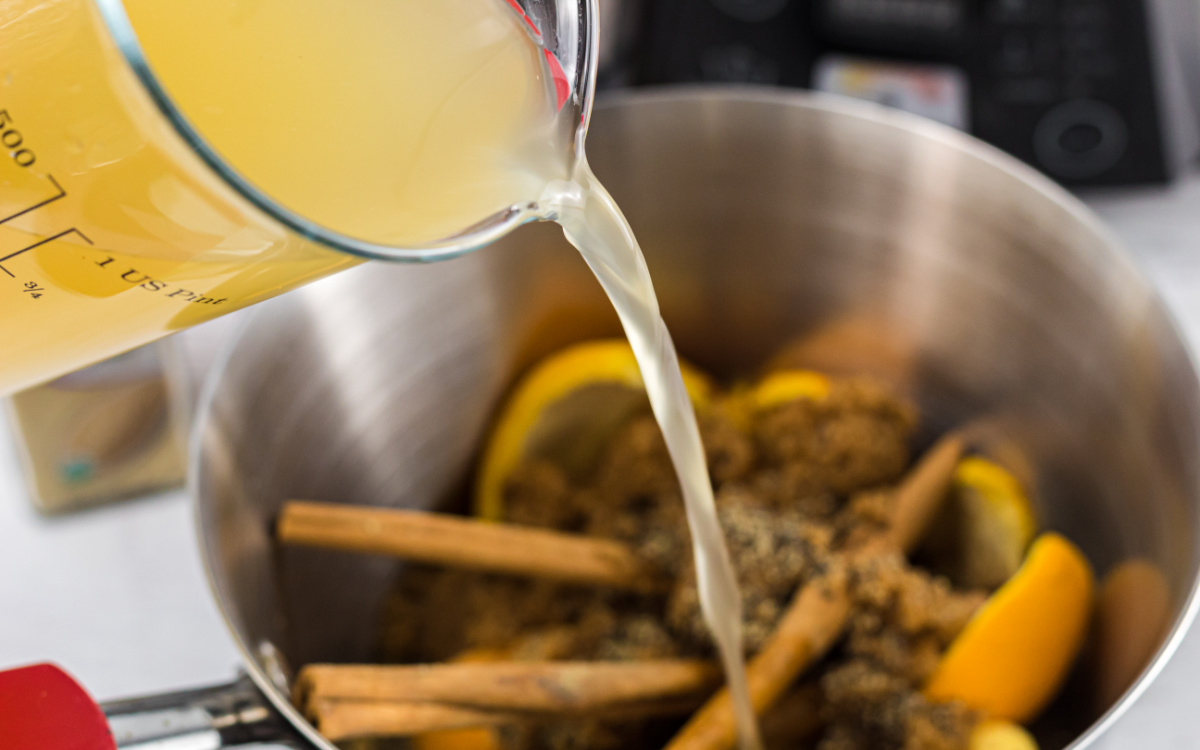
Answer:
[546, 167, 763, 750]
[110, 1, 764, 746]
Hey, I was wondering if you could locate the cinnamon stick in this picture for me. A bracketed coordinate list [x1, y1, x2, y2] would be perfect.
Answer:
[296, 659, 721, 713]
[311, 700, 517, 741]
[887, 433, 966, 553]
[277, 501, 665, 591]
[663, 433, 964, 750]
[310, 695, 711, 741]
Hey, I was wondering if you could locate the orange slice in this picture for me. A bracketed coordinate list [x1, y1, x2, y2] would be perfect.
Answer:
[474, 339, 712, 520]
[921, 457, 1038, 589]
[925, 533, 1095, 723]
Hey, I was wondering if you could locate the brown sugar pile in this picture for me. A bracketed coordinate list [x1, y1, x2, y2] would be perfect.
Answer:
[382, 377, 985, 750]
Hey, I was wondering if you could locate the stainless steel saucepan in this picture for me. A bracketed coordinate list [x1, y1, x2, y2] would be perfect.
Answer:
[93, 89, 1200, 748]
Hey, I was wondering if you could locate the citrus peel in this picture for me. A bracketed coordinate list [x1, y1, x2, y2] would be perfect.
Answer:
[749, 369, 830, 410]
[921, 456, 1038, 589]
[925, 532, 1095, 723]
[474, 339, 712, 520]
[719, 368, 830, 431]
[955, 456, 1037, 548]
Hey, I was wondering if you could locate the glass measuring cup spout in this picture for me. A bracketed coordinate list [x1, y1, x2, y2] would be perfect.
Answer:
[0, 0, 599, 395]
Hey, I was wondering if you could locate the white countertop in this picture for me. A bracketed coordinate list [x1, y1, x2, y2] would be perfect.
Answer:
[0, 437, 239, 700]
[2, 172, 1200, 742]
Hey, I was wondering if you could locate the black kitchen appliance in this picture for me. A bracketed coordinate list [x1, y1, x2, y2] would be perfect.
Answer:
[623, 0, 1200, 185]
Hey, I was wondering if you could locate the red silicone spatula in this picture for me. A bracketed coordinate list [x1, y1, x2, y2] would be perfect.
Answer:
[0, 663, 116, 750]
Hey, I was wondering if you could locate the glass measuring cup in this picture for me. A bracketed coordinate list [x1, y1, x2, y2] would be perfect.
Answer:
[0, 0, 598, 396]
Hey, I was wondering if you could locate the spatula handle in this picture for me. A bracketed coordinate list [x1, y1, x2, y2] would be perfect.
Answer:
[0, 663, 116, 750]
[0, 663, 308, 749]
[102, 672, 304, 748]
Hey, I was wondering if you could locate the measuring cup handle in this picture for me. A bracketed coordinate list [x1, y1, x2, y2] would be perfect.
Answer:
[102, 671, 307, 748]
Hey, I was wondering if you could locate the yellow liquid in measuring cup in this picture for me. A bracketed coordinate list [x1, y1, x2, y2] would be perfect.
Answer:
[124, 0, 563, 246]
[2, 2, 761, 746]
[0, 0, 561, 394]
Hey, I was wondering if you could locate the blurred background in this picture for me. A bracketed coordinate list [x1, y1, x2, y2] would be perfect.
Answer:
[596, 0, 1200, 187]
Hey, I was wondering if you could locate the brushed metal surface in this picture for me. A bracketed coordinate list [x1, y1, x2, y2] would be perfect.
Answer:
[193, 88, 1200, 750]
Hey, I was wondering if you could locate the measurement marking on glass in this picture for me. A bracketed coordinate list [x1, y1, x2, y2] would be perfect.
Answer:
[0, 109, 38, 168]
[0, 174, 66, 226]
[0, 227, 92, 278]
[22, 280, 44, 299]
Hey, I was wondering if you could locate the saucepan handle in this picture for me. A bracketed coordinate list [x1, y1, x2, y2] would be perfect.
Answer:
[0, 663, 308, 749]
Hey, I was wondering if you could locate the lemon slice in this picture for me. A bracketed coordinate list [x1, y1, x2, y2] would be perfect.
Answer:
[921, 457, 1038, 589]
[970, 720, 1039, 750]
[474, 339, 713, 520]
[719, 369, 830, 431]
[925, 532, 1095, 723]
[749, 370, 830, 410]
